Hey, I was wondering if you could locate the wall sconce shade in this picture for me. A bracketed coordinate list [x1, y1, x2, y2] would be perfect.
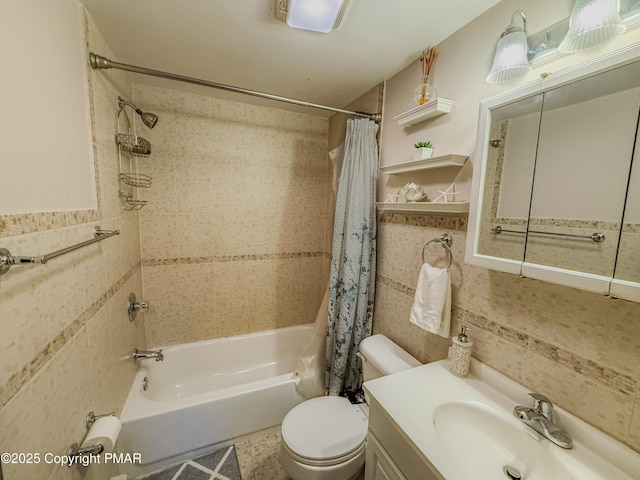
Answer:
[486, 10, 532, 84]
[558, 0, 626, 53]
[277, 0, 351, 33]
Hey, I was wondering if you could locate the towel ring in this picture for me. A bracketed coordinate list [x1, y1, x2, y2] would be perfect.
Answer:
[421, 234, 453, 271]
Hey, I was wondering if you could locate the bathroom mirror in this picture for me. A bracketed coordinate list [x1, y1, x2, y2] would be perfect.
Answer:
[466, 44, 640, 302]
[477, 94, 542, 265]
[611, 122, 640, 301]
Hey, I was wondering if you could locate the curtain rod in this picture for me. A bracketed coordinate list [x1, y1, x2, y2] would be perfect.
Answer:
[89, 53, 381, 122]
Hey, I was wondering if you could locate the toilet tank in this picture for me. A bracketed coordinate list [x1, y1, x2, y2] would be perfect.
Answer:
[359, 334, 421, 382]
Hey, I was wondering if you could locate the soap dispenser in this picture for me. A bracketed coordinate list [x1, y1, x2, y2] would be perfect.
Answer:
[450, 326, 472, 377]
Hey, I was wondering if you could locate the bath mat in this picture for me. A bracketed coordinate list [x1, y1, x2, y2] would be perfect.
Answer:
[136, 445, 242, 480]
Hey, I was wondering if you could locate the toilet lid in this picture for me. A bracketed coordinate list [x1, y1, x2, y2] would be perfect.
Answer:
[281, 396, 368, 461]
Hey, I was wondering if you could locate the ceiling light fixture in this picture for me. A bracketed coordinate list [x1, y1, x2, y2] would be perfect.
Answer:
[275, 0, 352, 33]
[486, 10, 532, 84]
[558, 0, 626, 53]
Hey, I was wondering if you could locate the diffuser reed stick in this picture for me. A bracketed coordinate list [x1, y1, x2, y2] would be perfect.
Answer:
[418, 47, 437, 105]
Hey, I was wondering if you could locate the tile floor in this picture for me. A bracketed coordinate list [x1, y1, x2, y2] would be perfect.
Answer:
[134, 426, 364, 480]
[235, 428, 291, 480]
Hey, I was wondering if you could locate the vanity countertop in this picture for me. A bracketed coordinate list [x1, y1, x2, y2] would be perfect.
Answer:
[363, 359, 640, 480]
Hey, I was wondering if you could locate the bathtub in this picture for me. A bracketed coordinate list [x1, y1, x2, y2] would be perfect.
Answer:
[117, 324, 313, 476]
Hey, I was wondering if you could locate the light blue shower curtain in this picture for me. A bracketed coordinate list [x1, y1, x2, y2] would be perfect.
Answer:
[325, 118, 379, 396]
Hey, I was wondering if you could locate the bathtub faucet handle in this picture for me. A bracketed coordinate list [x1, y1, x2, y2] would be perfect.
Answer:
[134, 300, 149, 310]
[128, 292, 149, 321]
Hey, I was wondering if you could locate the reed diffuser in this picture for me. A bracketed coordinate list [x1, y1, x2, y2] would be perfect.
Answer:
[414, 47, 437, 105]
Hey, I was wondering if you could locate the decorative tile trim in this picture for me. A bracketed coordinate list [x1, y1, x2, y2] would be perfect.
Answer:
[530, 338, 637, 395]
[528, 218, 620, 230]
[375, 273, 637, 396]
[458, 307, 530, 347]
[379, 213, 467, 230]
[491, 217, 620, 231]
[376, 273, 415, 297]
[0, 210, 99, 238]
[0, 263, 141, 409]
[142, 252, 325, 267]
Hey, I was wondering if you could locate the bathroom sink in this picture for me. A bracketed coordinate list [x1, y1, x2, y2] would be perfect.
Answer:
[364, 360, 640, 480]
[432, 402, 590, 479]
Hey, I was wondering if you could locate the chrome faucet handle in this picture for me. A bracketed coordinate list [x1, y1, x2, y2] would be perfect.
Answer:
[128, 293, 149, 321]
[529, 393, 554, 419]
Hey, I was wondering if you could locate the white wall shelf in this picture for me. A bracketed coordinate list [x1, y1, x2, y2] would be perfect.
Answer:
[376, 201, 469, 214]
[380, 154, 468, 175]
[393, 98, 454, 127]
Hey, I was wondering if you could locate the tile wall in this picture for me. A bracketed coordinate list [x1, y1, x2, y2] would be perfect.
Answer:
[132, 85, 330, 347]
[0, 7, 146, 480]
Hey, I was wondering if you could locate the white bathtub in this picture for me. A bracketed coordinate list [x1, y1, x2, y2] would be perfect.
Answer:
[117, 324, 313, 476]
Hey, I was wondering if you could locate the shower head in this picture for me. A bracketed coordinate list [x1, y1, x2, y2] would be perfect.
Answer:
[118, 96, 158, 129]
[139, 111, 158, 129]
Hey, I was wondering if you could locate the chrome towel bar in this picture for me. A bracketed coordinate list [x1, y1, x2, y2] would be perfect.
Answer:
[0, 226, 120, 276]
[491, 225, 605, 243]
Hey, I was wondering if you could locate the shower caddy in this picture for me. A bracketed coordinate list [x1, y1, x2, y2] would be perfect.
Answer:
[116, 97, 152, 210]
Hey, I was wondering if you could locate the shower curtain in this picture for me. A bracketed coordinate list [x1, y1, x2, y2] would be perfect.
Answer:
[325, 118, 379, 396]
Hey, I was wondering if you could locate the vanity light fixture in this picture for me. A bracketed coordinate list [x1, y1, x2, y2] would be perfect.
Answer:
[486, 10, 532, 84]
[558, 0, 626, 53]
[275, 0, 352, 33]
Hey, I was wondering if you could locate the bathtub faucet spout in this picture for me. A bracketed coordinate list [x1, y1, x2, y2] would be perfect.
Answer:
[132, 348, 164, 362]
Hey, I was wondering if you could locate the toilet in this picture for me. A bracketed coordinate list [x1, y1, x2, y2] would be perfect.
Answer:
[279, 334, 421, 480]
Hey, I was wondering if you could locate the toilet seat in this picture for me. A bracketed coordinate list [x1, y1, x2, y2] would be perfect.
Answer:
[281, 436, 366, 467]
[281, 396, 368, 466]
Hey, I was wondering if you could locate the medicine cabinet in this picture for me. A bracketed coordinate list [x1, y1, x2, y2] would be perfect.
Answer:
[465, 44, 640, 303]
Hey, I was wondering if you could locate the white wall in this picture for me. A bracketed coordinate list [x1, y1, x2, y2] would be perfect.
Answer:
[496, 88, 640, 222]
[498, 113, 539, 219]
[0, 0, 96, 214]
[532, 88, 638, 221]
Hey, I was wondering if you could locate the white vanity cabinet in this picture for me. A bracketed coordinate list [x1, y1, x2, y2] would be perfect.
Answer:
[365, 433, 407, 480]
[364, 398, 443, 480]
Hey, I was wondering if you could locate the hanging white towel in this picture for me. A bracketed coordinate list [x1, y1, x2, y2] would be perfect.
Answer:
[409, 263, 451, 338]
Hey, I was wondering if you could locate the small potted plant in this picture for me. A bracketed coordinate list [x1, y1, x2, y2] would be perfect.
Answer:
[413, 141, 434, 160]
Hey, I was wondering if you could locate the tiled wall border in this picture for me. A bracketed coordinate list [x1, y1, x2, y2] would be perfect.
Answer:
[0, 263, 141, 409]
[379, 212, 468, 230]
[0, 210, 99, 238]
[142, 252, 326, 267]
[376, 271, 637, 397]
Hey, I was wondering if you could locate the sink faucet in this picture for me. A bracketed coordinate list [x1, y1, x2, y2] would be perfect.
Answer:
[132, 348, 164, 362]
[514, 393, 573, 449]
